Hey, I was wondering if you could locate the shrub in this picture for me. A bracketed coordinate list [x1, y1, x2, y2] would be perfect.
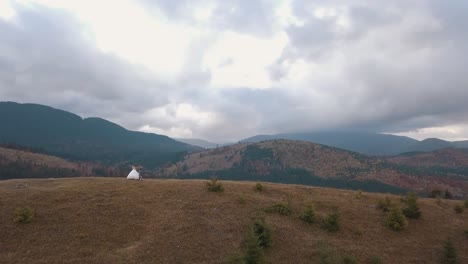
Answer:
[252, 219, 272, 248]
[228, 251, 244, 264]
[355, 190, 363, 199]
[255, 182, 263, 192]
[343, 255, 358, 264]
[369, 256, 383, 264]
[14, 207, 34, 224]
[440, 238, 459, 264]
[402, 192, 421, 219]
[464, 200, 468, 208]
[464, 229, 468, 238]
[317, 241, 339, 264]
[321, 210, 341, 233]
[206, 177, 224, 192]
[265, 203, 291, 215]
[300, 206, 317, 224]
[237, 196, 246, 205]
[429, 188, 442, 198]
[377, 197, 392, 212]
[444, 189, 453, 200]
[386, 206, 407, 231]
[454, 204, 464, 214]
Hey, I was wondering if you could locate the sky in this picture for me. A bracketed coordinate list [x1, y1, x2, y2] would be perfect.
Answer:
[1, 0, 468, 142]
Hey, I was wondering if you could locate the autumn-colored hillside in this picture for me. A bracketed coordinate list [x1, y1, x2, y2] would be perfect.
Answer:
[0, 178, 466, 264]
[162, 140, 468, 197]
[389, 148, 468, 168]
[0, 146, 77, 169]
[0, 147, 122, 179]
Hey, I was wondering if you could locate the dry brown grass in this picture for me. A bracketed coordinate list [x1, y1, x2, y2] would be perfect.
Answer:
[0, 178, 467, 264]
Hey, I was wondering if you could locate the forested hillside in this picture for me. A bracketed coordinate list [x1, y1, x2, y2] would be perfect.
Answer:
[0, 102, 200, 168]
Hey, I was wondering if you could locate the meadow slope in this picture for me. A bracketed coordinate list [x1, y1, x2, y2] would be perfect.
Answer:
[0, 178, 466, 263]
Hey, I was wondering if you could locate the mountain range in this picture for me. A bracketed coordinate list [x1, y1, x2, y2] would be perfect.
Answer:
[241, 131, 468, 156]
[0, 102, 200, 168]
[1, 101, 467, 198]
[175, 138, 220, 149]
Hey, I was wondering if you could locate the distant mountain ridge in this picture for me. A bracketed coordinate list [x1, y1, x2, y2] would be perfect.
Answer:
[242, 131, 468, 156]
[0, 102, 200, 168]
[175, 138, 219, 149]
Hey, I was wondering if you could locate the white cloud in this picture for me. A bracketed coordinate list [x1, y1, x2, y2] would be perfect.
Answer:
[202, 31, 288, 89]
[22, 0, 196, 81]
[193, 3, 215, 21]
[136, 103, 219, 138]
[394, 125, 468, 141]
[275, 0, 304, 27]
[0, 0, 16, 21]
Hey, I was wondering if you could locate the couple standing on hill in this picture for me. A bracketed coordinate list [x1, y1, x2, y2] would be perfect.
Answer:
[127, 165, 143, 180]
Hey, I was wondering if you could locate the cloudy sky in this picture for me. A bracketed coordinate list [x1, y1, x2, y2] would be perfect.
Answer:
[1, 0, 468, 142]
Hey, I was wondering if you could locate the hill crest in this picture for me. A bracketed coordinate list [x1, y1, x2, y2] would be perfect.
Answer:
[1, 177, 466, 264]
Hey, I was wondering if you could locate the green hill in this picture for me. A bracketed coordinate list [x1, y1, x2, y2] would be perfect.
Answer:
[0, 102, 200, 168]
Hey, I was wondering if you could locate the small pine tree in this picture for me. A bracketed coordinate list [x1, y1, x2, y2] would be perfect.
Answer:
[300, 206, 317, 224]
[317, 241, 338, 264]
[244, 230, 264, 264]
[265, 203, 291, 215]
[444, 189, 453, 199]
[377, 197, 392, 212]
[369, 256, 383, 264]
[454, 204, 464, 214]
[321, 210, 341, 233]
[440, 238, 459, 264]
[429, 188, 442, 198]
[386, 206, 407, 231]
[343, 255, 358, 264]
[402, 192, 421, 219]
[228, 251, 244, 264]
[355, 190, 363, 199]
[252, 219, 272, 248]
[206, 177, 224, 192]
[14, 207, 34, 224]
[255, 183, 263, 192]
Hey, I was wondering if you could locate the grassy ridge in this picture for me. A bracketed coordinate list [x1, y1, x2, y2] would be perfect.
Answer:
[1, 178, 467, 263]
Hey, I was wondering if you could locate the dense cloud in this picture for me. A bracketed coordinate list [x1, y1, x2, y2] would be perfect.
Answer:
[1, 0, 468, 142]
[0, 4, 170, 118]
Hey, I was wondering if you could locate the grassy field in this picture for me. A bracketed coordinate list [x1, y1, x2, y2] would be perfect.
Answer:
[0, 177, 466, 263]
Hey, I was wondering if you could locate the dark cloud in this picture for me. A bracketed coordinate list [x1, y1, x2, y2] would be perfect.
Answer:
[0, 4, 170, 120]
[266, 0, 468, 136]
[1, 1, 468, 141]
[140, 0, 282, 36]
